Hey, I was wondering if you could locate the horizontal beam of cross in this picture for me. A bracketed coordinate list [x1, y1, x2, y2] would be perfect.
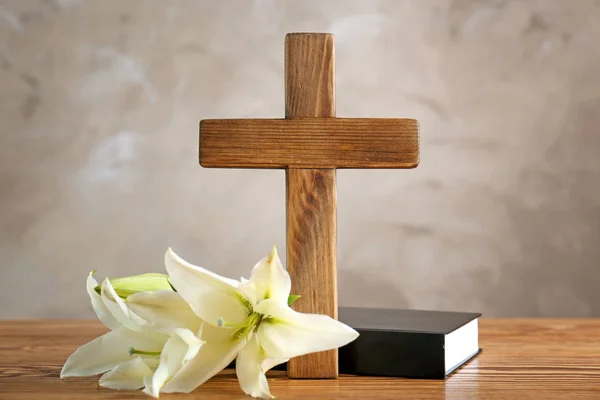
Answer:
[199, 118, 419, 169]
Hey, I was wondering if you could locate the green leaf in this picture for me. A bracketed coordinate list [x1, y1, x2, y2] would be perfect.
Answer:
[287, 294, 301, 306]
[93, 273, 174, 299]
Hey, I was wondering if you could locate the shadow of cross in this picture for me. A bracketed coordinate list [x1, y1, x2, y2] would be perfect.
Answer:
[198, 33, 420, 379]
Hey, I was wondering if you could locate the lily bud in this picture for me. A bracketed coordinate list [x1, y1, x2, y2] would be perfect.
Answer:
[93, 273, 174, 299]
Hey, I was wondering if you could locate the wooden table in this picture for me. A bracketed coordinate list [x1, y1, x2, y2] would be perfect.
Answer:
[0, 319, 598, 399]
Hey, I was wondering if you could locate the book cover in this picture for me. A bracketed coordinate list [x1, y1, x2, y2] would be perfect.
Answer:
[338, 307, 482, 379]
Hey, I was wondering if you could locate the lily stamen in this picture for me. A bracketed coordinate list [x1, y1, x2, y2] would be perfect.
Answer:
[216, 317, 245, 328]
[217, 313, 263, 339]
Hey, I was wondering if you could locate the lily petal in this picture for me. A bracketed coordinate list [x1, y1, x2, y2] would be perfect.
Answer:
[100, 278, 147, 332]
[174, 328, 205, 362]
[165, 248, 247, 326]
[99, 357, 154, 390]
[238, 281, 258, 308]
[261, 356, 289, 373]
[255, 299, 359, 360]
[86, 272, 119, 330]
[248, 246, 290, 304]
[127, 290, 202, 334]
[236, 335, 281, 399]
[162, 324, 246, 393]
[61, 327, 164, 378]
[143, 329, 203, 398]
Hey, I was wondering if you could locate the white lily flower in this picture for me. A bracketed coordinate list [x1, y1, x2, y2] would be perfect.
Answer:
[61, 272, 205, 397]
[164, 246, 359, 398]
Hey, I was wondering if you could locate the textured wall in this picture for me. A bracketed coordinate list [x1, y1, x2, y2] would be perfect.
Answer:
[1, 0, 599, 319]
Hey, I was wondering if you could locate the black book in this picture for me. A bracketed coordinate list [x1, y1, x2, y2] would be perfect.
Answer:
[338, 307, 481, 379]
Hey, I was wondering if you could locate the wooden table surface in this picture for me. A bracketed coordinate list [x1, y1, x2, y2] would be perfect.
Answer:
[0, 319, 599, 399]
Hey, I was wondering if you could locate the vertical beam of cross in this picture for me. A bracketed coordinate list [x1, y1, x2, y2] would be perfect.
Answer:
[285, 33, 338, 378]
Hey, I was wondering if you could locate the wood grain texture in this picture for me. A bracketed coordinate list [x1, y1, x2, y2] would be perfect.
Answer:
[286, 169, 337, 379]
[2, 319, 600, 399]
[285, 33, 337, 378]
[285, 33, 335, 118]
[199, 118, 419, 169]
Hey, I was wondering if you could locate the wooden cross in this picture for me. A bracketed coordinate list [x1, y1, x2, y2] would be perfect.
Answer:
[199, 33, 419, 378]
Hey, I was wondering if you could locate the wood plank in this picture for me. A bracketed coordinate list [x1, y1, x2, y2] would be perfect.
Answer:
[284, 32, 338, 379]
[199, 118, 419, 169]
[2, 319, 600, 399]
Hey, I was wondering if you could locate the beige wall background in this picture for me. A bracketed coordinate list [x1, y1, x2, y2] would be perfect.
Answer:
[1, 0, 599, 319]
